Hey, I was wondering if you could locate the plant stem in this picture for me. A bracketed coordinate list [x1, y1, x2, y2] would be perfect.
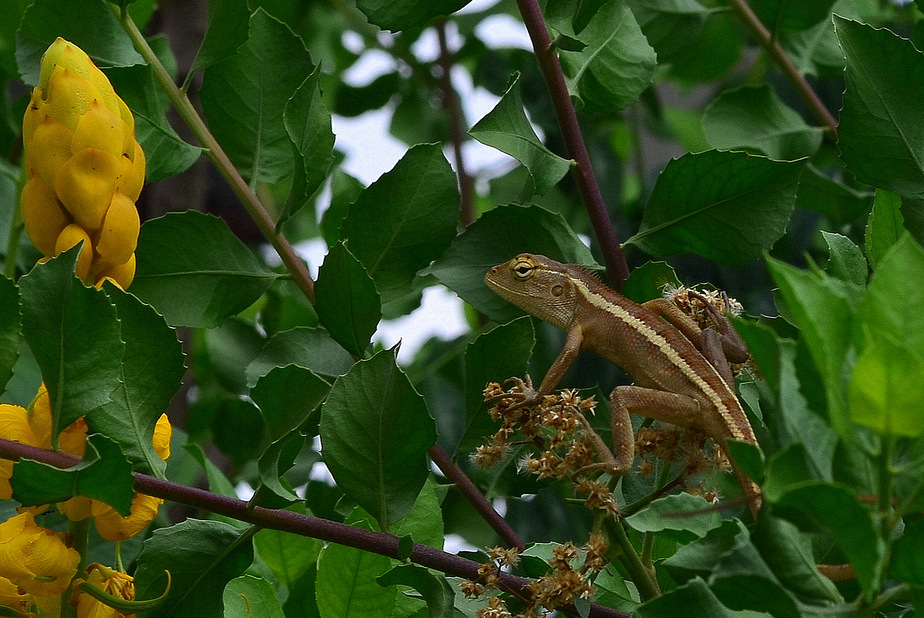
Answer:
[112, 3, 317, 304]
[514, 0, 630, 288]
[435, 20, 476, 228]
[62, 516, 91, 618]
[725, 0, 839, 140]
[0, 438, 626, 618]
[603, 517, 660, 601]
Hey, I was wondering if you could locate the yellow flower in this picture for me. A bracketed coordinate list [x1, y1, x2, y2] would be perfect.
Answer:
[21, 37, 143, 290]
[91, 493, 163, 543]
[0, 405, 42, 501]
[0, 512, 79, 597]
[90, 414, 171, 540]
[73, 563, 135, 618]
[0, 575, 31, 615]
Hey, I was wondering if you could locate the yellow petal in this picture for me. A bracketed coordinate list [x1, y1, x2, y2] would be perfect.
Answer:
[92, 493, 163, 542]
[96, 254, 135, 290]
[21, 172, 71, 256]
[71, 99, 125, 159]
[118, 144, 145, 202]
[25, 114, 73, 190]
[153, 414, 172, 461]
[0, 513, 79, 597]
[54, 224, 94, 281]
[40, 67, 101, 131]
[95, 191, 139, 267]
[54, 148, 121, 231]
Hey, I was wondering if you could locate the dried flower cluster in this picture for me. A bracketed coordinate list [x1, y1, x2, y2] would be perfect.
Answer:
[464, 535, 607, 617]
[477, 379, 620, 513]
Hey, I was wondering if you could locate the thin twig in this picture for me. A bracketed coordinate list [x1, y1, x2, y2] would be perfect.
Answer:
[113, 4, 317, 303]
[435, 20, 476, 228]
[725, 0, 839, 140]
[514, 0, 630, 288]
[428, 444, 525, 552]
[0, 438, 627, 618]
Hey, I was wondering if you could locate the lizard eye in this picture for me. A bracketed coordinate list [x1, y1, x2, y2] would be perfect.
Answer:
[512, 259, 535, 279]
[550, 285, 563, 297]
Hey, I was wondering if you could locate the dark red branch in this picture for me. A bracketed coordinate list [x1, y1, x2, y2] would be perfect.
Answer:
[435, 20, 476, 228]
[514, 0, 630, 288]
[0, 438, 627, 618]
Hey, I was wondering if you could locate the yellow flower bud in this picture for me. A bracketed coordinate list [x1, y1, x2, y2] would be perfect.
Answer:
[54, 224, 94, 280]
[23, 38, 144, 290]
[54, 148, 122, 231]
[0, 512, 80, 597]
[95, 191, 140, 267]
[20, 172, 71, 256]
[153, 413, 172, 461]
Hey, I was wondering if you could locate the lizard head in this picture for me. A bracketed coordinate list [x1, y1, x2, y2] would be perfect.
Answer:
[485, 253, 580, 329]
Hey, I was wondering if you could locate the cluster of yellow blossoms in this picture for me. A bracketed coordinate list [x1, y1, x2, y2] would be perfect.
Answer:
[21, 37, 144, 289]
[0, 386, 170, 617]
[0, 39, 159, 617]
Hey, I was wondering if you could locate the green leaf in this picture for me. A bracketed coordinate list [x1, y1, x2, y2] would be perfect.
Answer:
[315, 519, 396, 617]
[663, 520, 801, 616]
[820, 231, 867, 286]
[627, 151, 802, 266]
[15, 0, 143, 86]
[107, 62, 202, 182]
[391, 477, 445, 550]
[132, 211, 277, 328]
[848, 337, 924, 437]
[134, 520, 254, 618]
[836, 17, 924, 203]
[628, 0, 714, 64]
[314, 242, 381, 358]
[425, 204, 596, 323]
[850, 235, 924, 436]
[377, 565, 454, 618]
[211, 398, 266, 466]
[751, 516, 842, 604]
[795, 164, 873, 227]
[856, 234, 924, 353]
[469, 73, 571, 197]
[889, 517, 924, 585]
[457, 317, 535, 454]
[280, 67, 335, 227]
[749, 0, 836, 32]
[246, 326, 354, 384]
[200, 9, 315, 185]
[702, 85, 823, 160]
[625, 494, 723, 544]
[865, 190, 904, 270]
[773, 482, 886, 599]
[340, 143, 459, 305]
[636, 576, 739, 617]
[19, 249, 124, 447]
[223, 575, 285, 618]
[189, 0, 250, 75]
[668, 11, 741, 83]
[319, 348, 436, 527]
[0, 276, 20, 394]
[87, 285, 184, 477]
[254, 511, 322, 588]
[766, 258, 858, 438]
[355, 0, 469, 31]
[255, 430, 305, 504]
[251, 365, 329, 441]
[559, 0, 657, 111]
[10, 434, 134, 515]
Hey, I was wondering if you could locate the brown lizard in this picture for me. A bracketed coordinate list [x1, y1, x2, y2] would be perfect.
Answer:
[484, 253, 762, 517]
